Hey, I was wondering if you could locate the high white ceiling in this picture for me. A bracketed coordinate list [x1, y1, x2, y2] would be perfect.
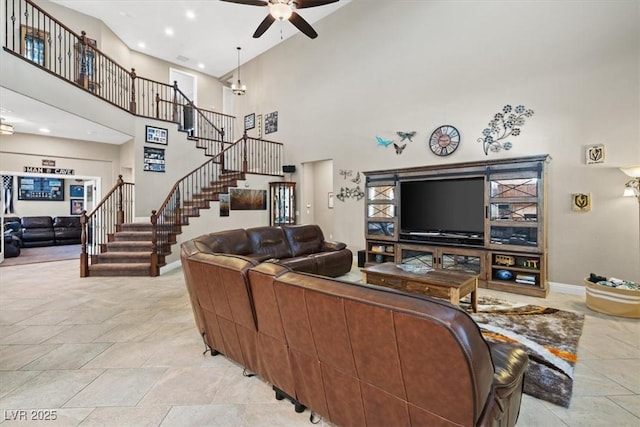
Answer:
[50, 0, 351, 78]
[0, 0, 350, 144]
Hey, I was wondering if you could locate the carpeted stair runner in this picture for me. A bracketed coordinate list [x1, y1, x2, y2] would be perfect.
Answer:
[86, 173, 245, 277]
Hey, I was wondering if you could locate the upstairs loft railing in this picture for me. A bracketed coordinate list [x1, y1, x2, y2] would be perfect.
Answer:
[2, 0, 234, 143]
[150, 135, 284, 275]
[80, 175, 134, 277]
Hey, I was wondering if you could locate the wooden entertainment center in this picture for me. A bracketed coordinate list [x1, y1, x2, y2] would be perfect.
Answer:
[363, 154, 550, 297]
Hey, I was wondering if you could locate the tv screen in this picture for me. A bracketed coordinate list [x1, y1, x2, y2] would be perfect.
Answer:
[400, 178, 485, 235]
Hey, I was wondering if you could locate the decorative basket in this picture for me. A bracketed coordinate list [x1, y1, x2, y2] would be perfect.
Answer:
[584, 279, 640, 319]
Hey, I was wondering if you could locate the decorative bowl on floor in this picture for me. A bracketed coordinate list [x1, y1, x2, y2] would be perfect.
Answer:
[396, 264, 432, 274]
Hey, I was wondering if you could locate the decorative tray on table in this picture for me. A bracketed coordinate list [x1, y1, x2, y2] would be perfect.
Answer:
[396, 264, 433, 274]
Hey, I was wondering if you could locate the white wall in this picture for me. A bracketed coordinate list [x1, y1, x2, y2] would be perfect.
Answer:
[232, 0, 640, 285]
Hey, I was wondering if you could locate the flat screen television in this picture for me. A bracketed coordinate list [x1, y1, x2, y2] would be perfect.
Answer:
[400, 177, 485, 236]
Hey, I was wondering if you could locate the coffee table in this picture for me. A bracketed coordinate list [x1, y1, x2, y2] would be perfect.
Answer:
[361, 262, 478, 312]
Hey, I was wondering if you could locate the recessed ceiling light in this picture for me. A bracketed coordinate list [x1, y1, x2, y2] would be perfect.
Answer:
[137, 42, 146, 49]
[39, 128, 50, 133]
[198, 63, 205, 69]
[186, 10, 196, 20]
[165, 27, 174, 36]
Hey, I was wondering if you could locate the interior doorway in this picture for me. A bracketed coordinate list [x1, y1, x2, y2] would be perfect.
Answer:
[300, 159, 334, 239]
[83, 179, 99, 213]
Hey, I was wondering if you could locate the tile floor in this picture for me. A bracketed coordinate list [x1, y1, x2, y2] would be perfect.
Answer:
[0, 259, 638, 426]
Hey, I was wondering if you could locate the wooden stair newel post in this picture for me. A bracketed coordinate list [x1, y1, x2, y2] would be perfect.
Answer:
[150, 210, 159, 277]
[80, 210, 89, 277]
[172, 81, 179, 124]
[155, 93, 160, 119]
[129, 68, 137, 114]
[242, 132, 249, 173]
[116, 174, 125, 229]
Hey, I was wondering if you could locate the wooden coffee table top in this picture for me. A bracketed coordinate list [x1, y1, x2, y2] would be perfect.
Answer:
[361, 262, 477, 288]
[361, 262, 479, 312]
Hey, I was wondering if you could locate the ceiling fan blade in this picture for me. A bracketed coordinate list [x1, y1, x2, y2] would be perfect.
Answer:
[289, 12, 318, 38]
[293, 0, 340, 9]
[220, 0, 268, 6]
[253, 14, 276, 38]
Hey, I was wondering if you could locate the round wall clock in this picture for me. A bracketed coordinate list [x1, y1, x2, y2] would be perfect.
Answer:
[429, 125, 460, 156]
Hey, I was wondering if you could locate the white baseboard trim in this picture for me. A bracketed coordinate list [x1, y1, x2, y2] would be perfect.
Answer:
[549, 281, 586, 296]
[160, 260, 182, 275]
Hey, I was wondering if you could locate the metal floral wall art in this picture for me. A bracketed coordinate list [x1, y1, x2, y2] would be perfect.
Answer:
[478, 104, 534, 155]
[336, 170, 364, 202]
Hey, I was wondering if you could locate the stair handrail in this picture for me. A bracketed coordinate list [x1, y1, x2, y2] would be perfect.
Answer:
[149, 134, 284, 275]
[80, 175, 134, 277]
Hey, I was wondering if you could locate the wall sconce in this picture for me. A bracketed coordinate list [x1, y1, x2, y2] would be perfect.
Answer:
[620, 165, 640, 199]
[624, 179, 640, 198]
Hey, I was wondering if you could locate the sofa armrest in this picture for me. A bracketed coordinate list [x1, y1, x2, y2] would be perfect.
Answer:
[490, 342, 528, 400]
[321, 240, 346, 252]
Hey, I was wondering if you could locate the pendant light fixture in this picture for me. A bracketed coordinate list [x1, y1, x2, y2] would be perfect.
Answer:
[231, 47, 246, 96]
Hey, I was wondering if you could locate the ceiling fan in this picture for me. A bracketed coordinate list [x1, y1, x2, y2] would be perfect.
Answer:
[220, 0, 339, 39]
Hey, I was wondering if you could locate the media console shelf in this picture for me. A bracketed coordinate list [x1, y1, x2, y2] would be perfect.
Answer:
[364, 154, 549, 297]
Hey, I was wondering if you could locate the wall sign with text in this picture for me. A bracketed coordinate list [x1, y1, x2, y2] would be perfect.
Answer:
[143, 147, 165, 172]
[145, 125, 168, 145]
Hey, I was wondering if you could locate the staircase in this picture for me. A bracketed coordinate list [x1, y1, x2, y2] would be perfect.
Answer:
[83, 172, 245, 277]
[1, 0, 284, 278]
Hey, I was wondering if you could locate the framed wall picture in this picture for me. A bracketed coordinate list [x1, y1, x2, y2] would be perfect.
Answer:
[229, 188, 267, 210]
[244, 113, 255, 131]
[70, 199, 84, 215]
[265, 111, 278, 134]
[143, 146, 166, 172]
[18, 177, 64, 201]
[69, 184, 84, 198]
[145, 125, 168, 145]
[586, 145, 605, 164]
[572, 193, 592, 212]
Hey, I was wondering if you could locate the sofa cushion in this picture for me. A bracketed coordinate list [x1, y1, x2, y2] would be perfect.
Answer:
[211, 229, 252, 254]
[21, 216, 53, 229]
[246, 227, 292, 260]
[53, 216, 81, 228]
[283, 224, 323, 257]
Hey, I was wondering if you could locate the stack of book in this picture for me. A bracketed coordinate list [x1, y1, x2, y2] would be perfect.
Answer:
[515, 274, 536, 285]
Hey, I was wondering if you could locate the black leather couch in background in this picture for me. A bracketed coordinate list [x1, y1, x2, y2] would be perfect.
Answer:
[21, 216, 56, 248]
[53, 216, 82, 245]
[2, 215, 82, 248]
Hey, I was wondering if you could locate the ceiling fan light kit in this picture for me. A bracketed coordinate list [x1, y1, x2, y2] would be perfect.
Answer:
[270, 2, 293, 20]
[220, 0, 340, 39]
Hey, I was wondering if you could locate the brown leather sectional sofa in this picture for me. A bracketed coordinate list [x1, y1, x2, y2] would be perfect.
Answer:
[184, 224, 353, 277]
[180, 227, 529, 427]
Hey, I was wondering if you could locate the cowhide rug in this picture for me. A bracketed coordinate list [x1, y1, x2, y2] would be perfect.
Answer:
[463, 296, 585, 408]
